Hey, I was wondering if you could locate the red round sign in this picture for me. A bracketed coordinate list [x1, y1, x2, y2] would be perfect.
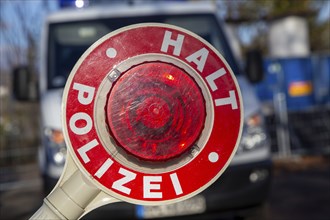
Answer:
[62, 23, 243, 205]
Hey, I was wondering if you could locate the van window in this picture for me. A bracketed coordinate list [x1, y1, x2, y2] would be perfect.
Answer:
[47, 14, 239, 89]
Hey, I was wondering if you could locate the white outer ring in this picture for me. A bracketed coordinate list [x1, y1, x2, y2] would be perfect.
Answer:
[94, 53, 214, 174]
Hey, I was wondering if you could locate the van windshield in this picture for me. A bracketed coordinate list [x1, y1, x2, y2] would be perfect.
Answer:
[47, 14, 239, 89]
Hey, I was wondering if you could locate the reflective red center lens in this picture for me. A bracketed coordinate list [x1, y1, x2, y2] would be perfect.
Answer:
[106, 62, 206, 161]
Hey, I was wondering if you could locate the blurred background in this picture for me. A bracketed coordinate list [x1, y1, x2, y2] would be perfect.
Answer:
[0, 0, 329, 220]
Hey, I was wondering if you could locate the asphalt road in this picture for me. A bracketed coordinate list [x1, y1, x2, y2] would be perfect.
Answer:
[268, 157, 330, 220]
[1, 157, 329, 220]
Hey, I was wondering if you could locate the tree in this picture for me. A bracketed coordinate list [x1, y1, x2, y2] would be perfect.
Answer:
[223, 0, 330, 54]
[0, 0, 53, 166]
[0, 0, 52, 71]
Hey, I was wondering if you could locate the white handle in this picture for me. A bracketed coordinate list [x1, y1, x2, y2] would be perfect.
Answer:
[30, 155, 119, 219]
[31, 170, 101, 219]
[30, 200, 65, 220]
[48, 171, 100, 219]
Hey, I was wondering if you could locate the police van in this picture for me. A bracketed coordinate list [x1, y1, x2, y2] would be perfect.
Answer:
[14, 2, 272, 219]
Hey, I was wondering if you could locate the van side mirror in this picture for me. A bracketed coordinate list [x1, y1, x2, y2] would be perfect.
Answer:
[12, 66, 38, 101]
[245, 49, 264, 83]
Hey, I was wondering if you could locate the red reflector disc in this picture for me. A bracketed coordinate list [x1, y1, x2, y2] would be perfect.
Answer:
[106, 62, 206, 161]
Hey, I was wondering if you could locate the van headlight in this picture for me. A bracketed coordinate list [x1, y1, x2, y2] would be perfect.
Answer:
[44, 128, 67, 165]
[236, 113, 269, 154]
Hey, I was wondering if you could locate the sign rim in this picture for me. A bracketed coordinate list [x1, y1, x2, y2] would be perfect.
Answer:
[61, 23, 244, 205]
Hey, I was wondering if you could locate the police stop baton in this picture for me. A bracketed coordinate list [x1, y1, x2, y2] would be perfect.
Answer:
[30, 23, 243, 220]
